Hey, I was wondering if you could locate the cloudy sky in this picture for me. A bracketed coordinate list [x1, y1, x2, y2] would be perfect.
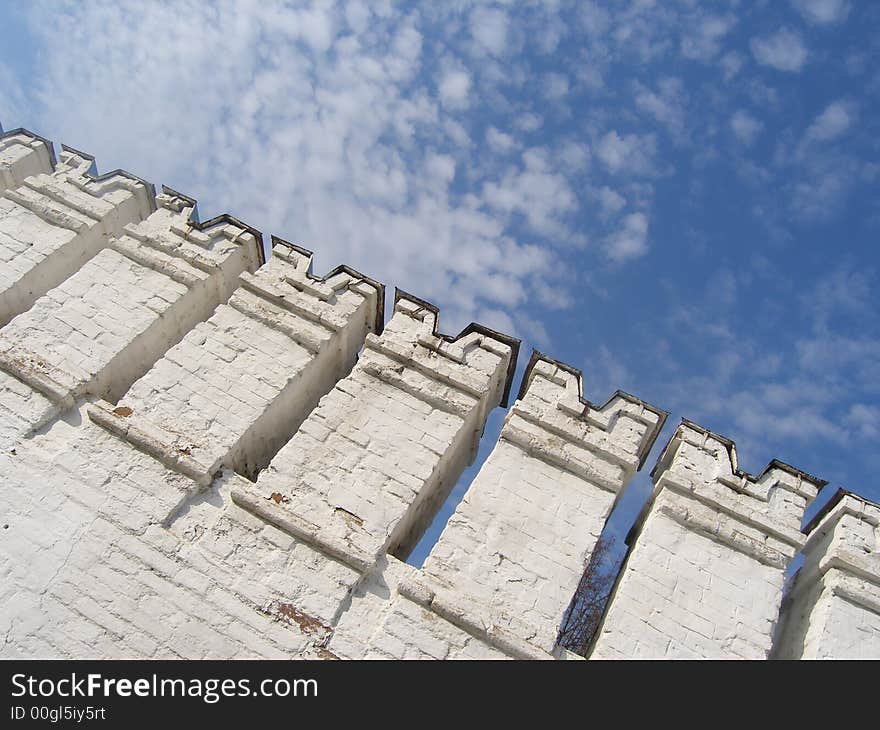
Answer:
[1, 0, 877, 562]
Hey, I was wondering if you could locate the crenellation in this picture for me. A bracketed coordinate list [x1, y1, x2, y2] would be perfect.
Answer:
[229, 290, 519, 575]
[89, 237, 382, 491]
[0, 142, 155, 326]
[0, 123, 875, 660]
[773, 489, 880, 658]
[0, 128, 55, 194]
[395, 352, 667, 656]
[591, 419, 825, 659]
[0, 187, 260, 452]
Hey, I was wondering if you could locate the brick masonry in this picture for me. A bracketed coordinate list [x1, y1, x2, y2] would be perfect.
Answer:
[591, 420, 825, 659]
[0, 126, 874, 659]
[773, 490, 880, 658]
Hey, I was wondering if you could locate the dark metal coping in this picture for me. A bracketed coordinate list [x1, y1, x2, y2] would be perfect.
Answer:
[61, 144, 157, 212]
[651, 417, 829, 490]
[517, 350, 669, 470]
[161, 185, 265, 266]
[393, 288, 521, 408]
[0, 126, 57, 168]
[801, 487, 880, 535]
[270, 235, 386, 335]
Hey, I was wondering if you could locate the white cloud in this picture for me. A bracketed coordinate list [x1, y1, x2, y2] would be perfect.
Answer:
[791, 0, 850, 25]
[0, 62, 26, 127]
[730, 110, 763, 146]
[516, 112, 544, 133]
[680, 14, 736, 61]
[542, 72, 570, 101]
[804, 100, 856, 143]
[438, 68, 472, 110]
[634, 78, 685, 139]
[470, 6, 509, 56]
[485, 127, 517, 154]
[603, 212, 649, 262]
[750, 28, 808, 72]
[596, 186, 626, 217]
[596, 130, 658, 176]
[719, 51, 744, 80]
[482, 149, 578, 238]
[8, 0, 614, 341]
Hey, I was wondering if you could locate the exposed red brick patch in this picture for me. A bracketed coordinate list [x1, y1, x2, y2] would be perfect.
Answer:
[268, 492, 288, 504]
[263, 601, 331, 636]
[112, 406, 133, 417]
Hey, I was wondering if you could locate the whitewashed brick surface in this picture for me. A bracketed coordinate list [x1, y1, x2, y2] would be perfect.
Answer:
[102, 241, 381, 484]
[591, 421, 823, 659]
[417, 356, 665, 654]
[774, 492, 880, 658]
[0, 129, 54, 194]
[0, 190, 260, 450]
[5, 126, 877, 661]
[0, 145, 154, 325]
[231, 295, 516, 571]
[0, 415, 349, 659]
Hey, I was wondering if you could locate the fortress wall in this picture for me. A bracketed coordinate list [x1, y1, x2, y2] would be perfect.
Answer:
[229, 291, 519, 572]
[0, 417, 358, 658]
[0, 142, 155, 325]
[773, 491, 880, 658]
[420, 354, 664, 654]
[0, 128, 55, 194]
[4, 124, 877, 660]
[88, 237, 383, 487]
[0, 188, 261, 450]
[590, 420, 824, 659]
[328, 354, 664, 660]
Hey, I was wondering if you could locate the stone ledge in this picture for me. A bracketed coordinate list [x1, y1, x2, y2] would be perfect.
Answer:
[397, 576, 554, 660]
[226, 291, 323, 355]
[510, 398, 641, 472]
[659, 474, 806, 553]
[230, 484, 376, 574]
[238, 272, 346, 332]
[359, 352, 478, 418]
[0, 342, 77, 409]
[653, 418, 825, 501]
[86, 400, 214, 487]
[108, 236, 206, 288]
[501, 419, 625, 493]
[515, 351, 668, 469]
[393, 288, 520, 407]
[363, 333, 487, 399]
[2, 186, 92, 233]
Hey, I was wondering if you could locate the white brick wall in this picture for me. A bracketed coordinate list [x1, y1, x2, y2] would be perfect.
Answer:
[417, 355, 665, 655]
[0, 415, 348, 659]
[91, 241, 382, 486]
[0, 190, 260, 450]
[5, 126, 877, 661]
[773, 492, 880, 658]
[0, 129, 54, 194]
[0, 145, 154, 325]
[591, 421, 823, 659]
[230, 294, 517, 571]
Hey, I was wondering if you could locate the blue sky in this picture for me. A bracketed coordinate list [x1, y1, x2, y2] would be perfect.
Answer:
[1, 0, 877, 565]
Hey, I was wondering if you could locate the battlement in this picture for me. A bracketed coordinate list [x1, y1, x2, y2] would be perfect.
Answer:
[648, 420, 825, 559]
[0, 140, 156, 327]
[0, 127, 55, 193]
[592, 420, 826, 659]
[773, 490, 880, 658]
[0, 124, 874, 660]
[88, 235, 382, 489]
[230, 290, 519, 574]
